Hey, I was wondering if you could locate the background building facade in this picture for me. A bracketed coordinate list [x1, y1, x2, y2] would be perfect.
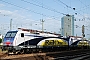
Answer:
[61, 15, 74, 36]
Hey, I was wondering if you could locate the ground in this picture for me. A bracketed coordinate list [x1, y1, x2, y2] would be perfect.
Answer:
[0, 49, 50, 60]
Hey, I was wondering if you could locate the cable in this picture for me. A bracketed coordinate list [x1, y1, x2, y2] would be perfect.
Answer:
[57, 0, 73, 9]
[79, 0, 88, 8]
[77, 0, 90, 14]
[53, 0, 66, 9]
[56, 0, 88, 20]
[0, 0, 60, 20]
[53, 0, 75, 15]
[0, 0, 61, 31]
[54, 0, 79, 17]
[21, 0, 66, 15]
[30, 0, 65, 20]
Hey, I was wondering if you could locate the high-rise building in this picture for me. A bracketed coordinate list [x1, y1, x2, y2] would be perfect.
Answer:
[61, 15, 74, 36]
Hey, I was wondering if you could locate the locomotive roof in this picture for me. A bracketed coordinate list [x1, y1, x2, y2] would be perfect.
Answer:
[18, 28, 61, 36]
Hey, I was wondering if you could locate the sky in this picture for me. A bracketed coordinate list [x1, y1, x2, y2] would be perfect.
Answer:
[0, 0, 90, 39]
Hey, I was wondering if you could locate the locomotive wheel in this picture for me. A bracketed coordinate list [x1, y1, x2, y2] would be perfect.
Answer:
[13, 49, 16, 54]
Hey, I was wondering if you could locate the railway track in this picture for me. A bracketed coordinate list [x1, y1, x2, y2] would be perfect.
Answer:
[0, 49, 90, 60]
[46, 49, 90, 60]
[0, 53, 46, 60]
[49, 53, 90, 60]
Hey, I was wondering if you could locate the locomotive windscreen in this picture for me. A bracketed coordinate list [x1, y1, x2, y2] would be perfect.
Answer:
[3, 31, 18, 46]
[5, 31, 17, 38]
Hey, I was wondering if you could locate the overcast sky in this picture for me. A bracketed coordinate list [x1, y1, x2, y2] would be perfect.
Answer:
[0, 0, 90, 39]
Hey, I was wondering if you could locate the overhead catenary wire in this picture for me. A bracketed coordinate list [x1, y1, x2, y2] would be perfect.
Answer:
[56, 0, 76, 12]
[20, 0, 66, 15]
[77, 0, 90, 24]
[55, 0, 90, 20]
[53, 0, 66, 9]
[0, 0, 62, 33]
[77, 0, 90, 15]
[72, 0, 90, 17]
[57, 0, 72, 9]
[0, 0, 61, 20]
[1, 0, 90, 21]
[31, 0, 64, 19]
[53, 0, 78, 17]
[32, 0, 66, 14]
[30, 0, 64, 20]
[53, 0, 90, 33]
[79, 0, 88, 9]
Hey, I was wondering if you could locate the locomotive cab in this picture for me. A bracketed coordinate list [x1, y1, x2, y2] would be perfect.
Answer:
[2, 31, 18, 50]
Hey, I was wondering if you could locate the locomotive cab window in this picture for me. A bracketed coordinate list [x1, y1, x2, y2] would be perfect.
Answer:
[21, 33, 24, 37]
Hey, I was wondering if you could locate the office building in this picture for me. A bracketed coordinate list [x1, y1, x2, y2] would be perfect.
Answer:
[61, 15, 74, 36]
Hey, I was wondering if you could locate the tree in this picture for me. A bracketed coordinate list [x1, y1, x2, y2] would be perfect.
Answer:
[0, 38, 2, 43]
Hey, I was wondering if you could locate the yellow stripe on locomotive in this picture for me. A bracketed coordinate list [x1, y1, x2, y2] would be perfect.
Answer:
[77, 41, 90, 46]
[40, 38, 68, 46]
